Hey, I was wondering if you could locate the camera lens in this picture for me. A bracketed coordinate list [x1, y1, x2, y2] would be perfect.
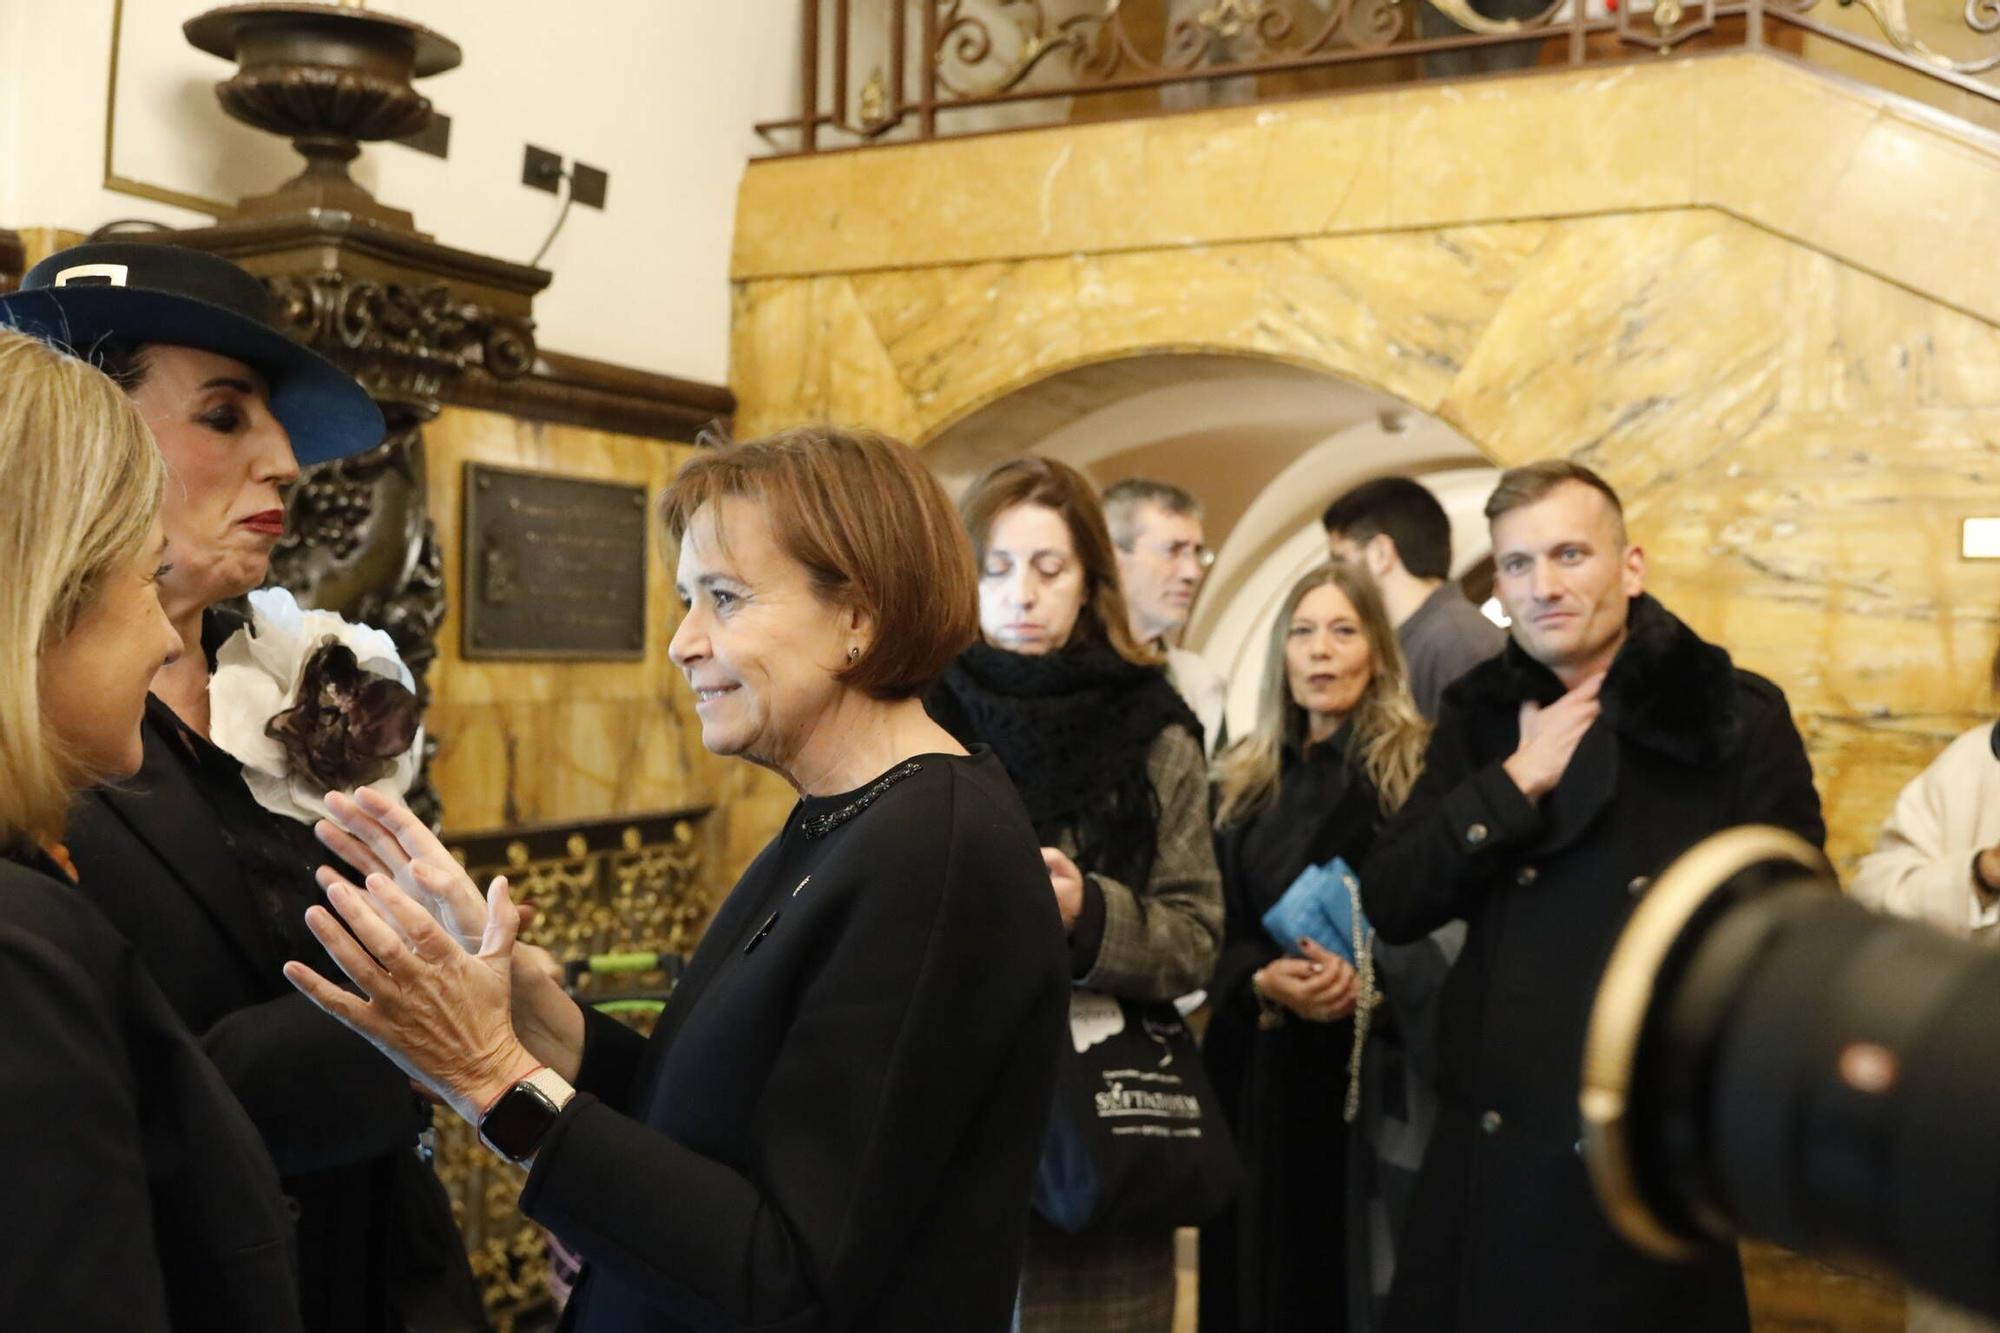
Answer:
[1582, 826, 2000, 1321]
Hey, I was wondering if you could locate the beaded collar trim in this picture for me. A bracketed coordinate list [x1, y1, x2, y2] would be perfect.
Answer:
[801, 761, 923, 839]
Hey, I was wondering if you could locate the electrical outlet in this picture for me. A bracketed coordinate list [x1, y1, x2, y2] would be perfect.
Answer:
[571, 162, 609, 210]
[522, 144, 563, 193]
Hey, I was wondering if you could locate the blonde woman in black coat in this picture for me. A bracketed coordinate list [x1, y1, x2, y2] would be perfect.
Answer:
[1199, 562, 1428, 1333]
[0, 327, 300, 1330]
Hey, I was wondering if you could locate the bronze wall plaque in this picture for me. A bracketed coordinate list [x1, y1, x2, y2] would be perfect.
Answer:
[463, 462, 648, 659]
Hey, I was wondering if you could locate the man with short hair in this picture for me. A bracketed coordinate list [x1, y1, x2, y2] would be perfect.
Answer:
[1105, 478, 1229, 755]
[1323, 476, 1503, 720]
[1360, 461, 1824, 1333]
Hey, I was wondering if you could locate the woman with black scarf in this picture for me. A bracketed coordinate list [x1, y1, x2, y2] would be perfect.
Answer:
[929, 456, 1223, 1333]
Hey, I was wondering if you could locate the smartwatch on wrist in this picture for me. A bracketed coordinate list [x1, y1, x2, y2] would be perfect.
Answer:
[478, 1066, 576, 1165]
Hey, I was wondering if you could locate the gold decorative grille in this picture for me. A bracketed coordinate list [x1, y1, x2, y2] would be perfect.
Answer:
[435, 806, 713, 1332]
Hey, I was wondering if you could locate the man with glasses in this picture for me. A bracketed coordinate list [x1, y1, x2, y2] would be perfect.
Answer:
[1104, 478, 1228, 756]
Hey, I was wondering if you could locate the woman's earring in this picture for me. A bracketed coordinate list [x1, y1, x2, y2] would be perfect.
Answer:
[847, 645, 861, 664]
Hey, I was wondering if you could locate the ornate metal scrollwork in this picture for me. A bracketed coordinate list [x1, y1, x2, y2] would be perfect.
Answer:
[1838, 0, 2000, 71]
[267, 271, 536, 408]
[932, 0, 1415, 98]
[894, 0, 2000, 132]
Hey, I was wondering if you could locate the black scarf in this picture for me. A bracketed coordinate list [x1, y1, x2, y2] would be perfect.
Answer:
[928, 640, 1199, 889]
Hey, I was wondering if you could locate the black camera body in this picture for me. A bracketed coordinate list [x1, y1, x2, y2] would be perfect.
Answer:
[1582, 826, 2000, 1321]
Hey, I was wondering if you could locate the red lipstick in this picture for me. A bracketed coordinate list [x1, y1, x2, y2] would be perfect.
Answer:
[240, 509, 286, 536]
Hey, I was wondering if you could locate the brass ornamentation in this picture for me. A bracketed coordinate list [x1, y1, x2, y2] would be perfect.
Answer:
[932, 0, 1400, 97]
[1837, 0, 2000, 72]
[436, 809, 714, 1330]
[1198, 0, 1271, 39]
[859, 66, 890, 127]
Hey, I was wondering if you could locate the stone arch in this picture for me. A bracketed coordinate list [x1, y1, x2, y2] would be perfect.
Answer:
[921, 349, 1500, 735]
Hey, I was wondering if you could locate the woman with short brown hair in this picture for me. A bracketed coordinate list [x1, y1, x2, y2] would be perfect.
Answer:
[929, 456, 1224, 1333]
[286, 425, 1071, 1332]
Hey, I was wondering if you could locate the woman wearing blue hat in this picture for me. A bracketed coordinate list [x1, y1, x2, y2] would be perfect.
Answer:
[0, 242, 485, 1333]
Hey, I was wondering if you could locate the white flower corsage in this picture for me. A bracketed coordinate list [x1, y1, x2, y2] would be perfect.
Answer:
[209, 587, 425, 825]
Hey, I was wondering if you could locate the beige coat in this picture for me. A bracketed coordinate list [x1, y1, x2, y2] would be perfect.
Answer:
[1849, 721, 2000, 1333]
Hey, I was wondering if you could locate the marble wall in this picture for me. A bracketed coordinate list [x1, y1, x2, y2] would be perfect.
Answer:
[729, 51, 2000, 876]
[423, 406, 794, 884]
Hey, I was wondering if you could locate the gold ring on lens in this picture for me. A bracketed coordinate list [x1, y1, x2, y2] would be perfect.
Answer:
[1579, 825, 1834, 1260]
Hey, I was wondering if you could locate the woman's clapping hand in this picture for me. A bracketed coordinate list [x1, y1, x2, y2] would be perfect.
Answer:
[312, 785, 586, 1081]
[314, 787, 490, 951]
[284, 873, 540, 1126]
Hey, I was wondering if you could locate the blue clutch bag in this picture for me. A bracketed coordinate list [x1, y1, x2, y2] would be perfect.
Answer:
[1262, 856, 1370, 965]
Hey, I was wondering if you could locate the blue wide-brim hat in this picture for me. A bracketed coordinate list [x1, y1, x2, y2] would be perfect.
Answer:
[0, 241, 383, 465]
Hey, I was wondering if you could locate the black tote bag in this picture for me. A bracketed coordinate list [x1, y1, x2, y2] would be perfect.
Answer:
[1033, 990, 1243, 1233]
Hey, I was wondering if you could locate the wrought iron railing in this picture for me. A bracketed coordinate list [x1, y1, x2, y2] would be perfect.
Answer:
[756, 0, 2000, 153]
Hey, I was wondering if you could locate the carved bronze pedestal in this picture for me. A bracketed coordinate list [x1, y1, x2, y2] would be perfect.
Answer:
[184, 3, 461, 232]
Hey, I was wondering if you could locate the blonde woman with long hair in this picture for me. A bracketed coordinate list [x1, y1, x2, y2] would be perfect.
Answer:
[0, 328, 300, 1329]
[1199, 561, 1428, 1333]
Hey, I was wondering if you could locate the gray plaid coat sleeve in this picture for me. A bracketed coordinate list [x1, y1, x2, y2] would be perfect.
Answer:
[1075, 726, 1224, 1002]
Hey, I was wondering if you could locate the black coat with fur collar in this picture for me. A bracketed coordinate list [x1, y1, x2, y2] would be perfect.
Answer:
[1359, 594, 1823, 1333]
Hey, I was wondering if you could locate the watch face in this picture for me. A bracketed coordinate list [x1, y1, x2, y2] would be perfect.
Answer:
[480, 1082, 561, 1163]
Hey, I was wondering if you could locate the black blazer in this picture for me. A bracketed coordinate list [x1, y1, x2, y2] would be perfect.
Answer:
[0, 851, 301, 1331]
[520, 750, 1070, 1332]
[65, 690, 479, 1333]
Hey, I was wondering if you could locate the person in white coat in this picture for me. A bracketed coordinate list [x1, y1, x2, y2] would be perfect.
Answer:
[1849, 716, 2000, 1333]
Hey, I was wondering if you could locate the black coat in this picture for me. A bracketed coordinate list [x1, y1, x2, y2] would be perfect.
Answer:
[519, 750, 1070, 1332]
[1360, 595, 1825, 1333]
[1200, 736, 1383, 1333]
[64, 688, 483, 1333]
[0, 850, 302, 1331]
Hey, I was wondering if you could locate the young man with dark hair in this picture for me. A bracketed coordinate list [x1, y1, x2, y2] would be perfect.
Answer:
[1360, 460, 1825, 1333]
[1322, 476, 1502, 719]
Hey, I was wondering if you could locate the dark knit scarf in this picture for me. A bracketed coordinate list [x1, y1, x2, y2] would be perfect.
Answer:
[928, 640, 1199, 889]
